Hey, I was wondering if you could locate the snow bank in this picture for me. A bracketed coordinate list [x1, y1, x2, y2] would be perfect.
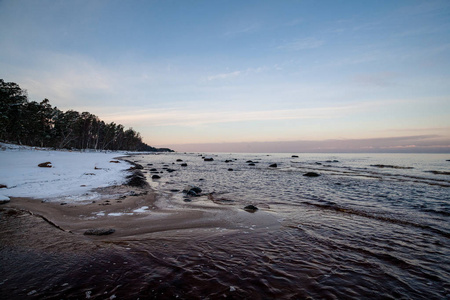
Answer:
[0, 143, 131, 203]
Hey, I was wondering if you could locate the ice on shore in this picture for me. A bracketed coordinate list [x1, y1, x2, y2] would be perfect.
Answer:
[0, 143, 131, 203]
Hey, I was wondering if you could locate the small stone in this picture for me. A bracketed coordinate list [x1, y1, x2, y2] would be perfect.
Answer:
[303, 172, 320, 177]
[228, 168, 234, 171]
[204, 157, 214, 161]
[181, 163, 188, 167]
[244, 205, 258, 212]
[291, 155, 299, 158]
[269, 163, 277, 168]
[248, 163, 255, 166]
[84, 228, 115, 236]
[176, 159, 183, 162]
[38, 161, 52, 168]
[152, 175, 161, 179]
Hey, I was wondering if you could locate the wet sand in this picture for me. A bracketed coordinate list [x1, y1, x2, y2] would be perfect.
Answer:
[0, 183, 282, 299]
[2, 184, 279, 239]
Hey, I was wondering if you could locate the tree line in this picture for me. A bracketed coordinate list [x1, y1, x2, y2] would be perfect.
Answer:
[0, 79, 173, 152]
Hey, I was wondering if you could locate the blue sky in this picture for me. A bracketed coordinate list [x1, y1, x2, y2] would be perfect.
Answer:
[1, 0, 449, 152]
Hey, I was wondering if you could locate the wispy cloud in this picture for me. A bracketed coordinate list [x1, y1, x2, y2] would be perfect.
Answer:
[224, 23, 261, 37]
[277, 38, 324, 51]
[352, 72, 398, 87]
[102, 101, 380, 127]
[207, 71, 242, 81]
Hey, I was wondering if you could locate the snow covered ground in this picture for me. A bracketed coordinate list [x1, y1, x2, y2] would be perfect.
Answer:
[0, 143, 131, 203]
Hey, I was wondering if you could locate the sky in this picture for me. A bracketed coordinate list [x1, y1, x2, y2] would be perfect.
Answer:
[1, 0, 450, 153]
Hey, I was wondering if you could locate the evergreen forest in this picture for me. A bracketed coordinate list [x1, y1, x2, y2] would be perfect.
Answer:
[0, 79, 172, 152]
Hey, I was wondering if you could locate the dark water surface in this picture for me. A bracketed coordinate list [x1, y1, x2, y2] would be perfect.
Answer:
[1, 153, 449, 299]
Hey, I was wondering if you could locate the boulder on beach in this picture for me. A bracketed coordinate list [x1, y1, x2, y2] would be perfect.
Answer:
[292, 155, 299, 158]
[244, 205, 258, 212]
[38, 161, 52, 168]
[303, 172, 321, 177]
[204, 157, 214, 161]
[183, 185, 202, 196]
[84, 228, 115, 236]
[176, 159, 183, 162]
[152, 175, 161, 179]
[248, 163, 255, 166]
[181, 163, 188, 167]
[228, 168, 234, 171]
[269, 163, 277, 168]
[126, 170, 149, 188]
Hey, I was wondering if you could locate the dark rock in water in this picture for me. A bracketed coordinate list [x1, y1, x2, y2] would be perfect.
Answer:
[167, 168, 176, 173]
[147, 163, 153, 166]
[228, 168, 234, 171]
[176, 159, 183, 162]
[315, 162, 322, 165]
[0, 184, 7, 189]
[303, 172, 320, 177]
[126, 170, 149, 188]
[183, 198, 192, 202]
[183, 185, 202, 196]
[181, 163, 188, 167]
[204, 157, 214, 161]
[133, 163, 144, 169]
[244, 205, 258, 212]
[246, 160, 253, 163]
[425, 170, 450, 175]
[370, 164, 413, 169]
[248, 163, 255, 166]
[84, 228, 115, 236]
[269, 163, 277, 168]
[152, 175, 161, 179]
[38, 161, 52, 168]
[225, 160, 233, 163]
[292, 155, 299, 158]
[150, 168, 157, 171]
[170, 189, 180, 192]
[109, 160, 120, 163]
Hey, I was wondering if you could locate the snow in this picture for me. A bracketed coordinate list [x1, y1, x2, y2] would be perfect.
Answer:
[0, 143, 131, 203]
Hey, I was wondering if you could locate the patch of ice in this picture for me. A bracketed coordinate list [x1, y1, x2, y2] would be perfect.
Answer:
[108, 212, 133, 217]
[0, 195, 10, 201]
[133, 206, 149, 213]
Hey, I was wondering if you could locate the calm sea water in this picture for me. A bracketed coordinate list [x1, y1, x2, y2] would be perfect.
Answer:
[1, 152, 449, 299]
[133, 152, 450, 299]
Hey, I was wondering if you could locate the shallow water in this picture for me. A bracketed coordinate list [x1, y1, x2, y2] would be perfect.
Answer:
[1, 153, 449, 299]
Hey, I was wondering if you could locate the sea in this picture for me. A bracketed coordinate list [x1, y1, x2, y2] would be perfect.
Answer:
[1, 152, 449, 299]
[132, 152, 450, 299]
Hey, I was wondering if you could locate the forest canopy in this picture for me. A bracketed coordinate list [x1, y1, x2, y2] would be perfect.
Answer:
[0, 79, 172, 152]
